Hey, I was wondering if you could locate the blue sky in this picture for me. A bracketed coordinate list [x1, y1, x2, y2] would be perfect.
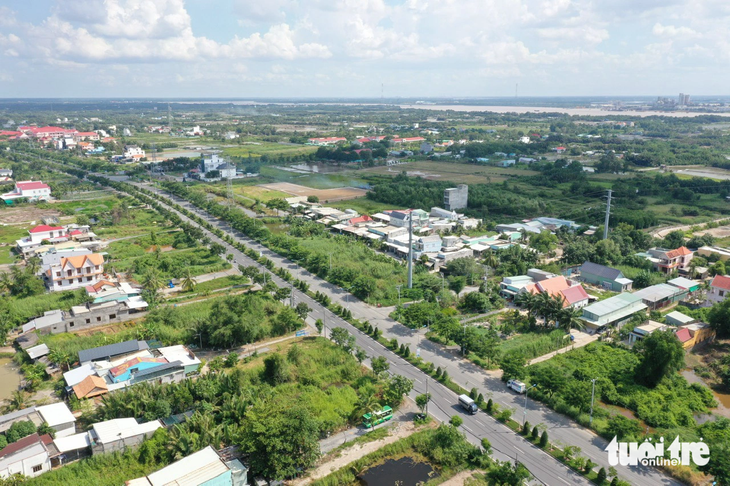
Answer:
[0, 0, 728, 98]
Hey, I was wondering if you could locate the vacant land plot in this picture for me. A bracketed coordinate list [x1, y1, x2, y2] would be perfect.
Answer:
[358, 160, 537, 184]
[259, 182, 368, 202]
[332, 197, 405, 214]
[223, 142, 318, 158]
[0, 205, 63, 225]
[233, 185, 291, 202]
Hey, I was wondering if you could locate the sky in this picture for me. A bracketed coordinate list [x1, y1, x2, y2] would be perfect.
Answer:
[0, 0, 728, 98]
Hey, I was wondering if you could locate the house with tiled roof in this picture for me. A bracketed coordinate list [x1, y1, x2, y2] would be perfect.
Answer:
[73, 375, 109, 400]
[645, 246, 693, 274]
[523, 275, 591, 309]
[42, 253, 105, 292]
[1, 181, 52, 202]
[708, 275, 730, 305]
[0, 433, 55, 479]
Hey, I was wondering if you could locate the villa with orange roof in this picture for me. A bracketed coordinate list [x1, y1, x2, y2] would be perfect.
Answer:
[43, 253, 105, 292]
[523, 274, 591, 309]
[644, 246, 693, 274]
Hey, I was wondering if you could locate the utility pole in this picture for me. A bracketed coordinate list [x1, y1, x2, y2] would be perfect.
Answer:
[407, 212, 413, 289]
[589, 378, 597, 425]
[290, 281, 294, 307]
[603, 189, 612, 240]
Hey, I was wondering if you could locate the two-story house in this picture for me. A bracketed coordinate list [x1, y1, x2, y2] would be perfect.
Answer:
[123, 145, 145, 161]
[646, 246, 693, 274]
[44, 253, 105, 292]
[0, 434, 55, 479]
[1, 181, 52, 202]
[708, 275, 730, 305]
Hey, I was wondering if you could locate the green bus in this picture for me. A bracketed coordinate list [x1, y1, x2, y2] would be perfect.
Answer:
[362, 406, 393, 428]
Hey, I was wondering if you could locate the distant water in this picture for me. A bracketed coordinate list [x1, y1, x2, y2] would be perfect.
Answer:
[0, 358, 21, 400]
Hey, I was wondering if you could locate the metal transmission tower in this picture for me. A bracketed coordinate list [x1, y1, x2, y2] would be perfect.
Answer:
[151, 142, 157, 163]
[167, 103, 173, 132]
[603, 189, 613, 240]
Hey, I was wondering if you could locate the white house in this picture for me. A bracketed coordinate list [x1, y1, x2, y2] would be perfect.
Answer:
[708, 275, 730, 305]
[217, 163, 237, 179]
[123, 145, 145, 161]
[0, 434, 54, 479]
[15, 225, 68, 253]
[36, 403, 77, 439]
[1, 181, 52, 202]
[43, 253, 105, 292]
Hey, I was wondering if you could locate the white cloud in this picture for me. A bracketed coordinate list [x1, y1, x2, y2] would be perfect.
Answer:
[652, 23, 699, 39]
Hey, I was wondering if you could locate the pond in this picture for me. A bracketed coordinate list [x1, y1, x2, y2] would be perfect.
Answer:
[359, 457, 437, 486]
[0, 357, 22, 401]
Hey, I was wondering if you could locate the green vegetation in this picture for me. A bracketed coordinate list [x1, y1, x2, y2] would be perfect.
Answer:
[91, 337, 413, 480]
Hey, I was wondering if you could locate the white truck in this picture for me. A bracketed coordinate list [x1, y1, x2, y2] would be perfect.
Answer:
[507, 379, 527, 394]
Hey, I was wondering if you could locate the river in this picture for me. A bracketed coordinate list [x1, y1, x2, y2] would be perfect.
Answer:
[0, 357, 21, 400]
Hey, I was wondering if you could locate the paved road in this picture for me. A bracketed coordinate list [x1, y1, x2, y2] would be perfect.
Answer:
[133, 182, 680, 486]
[130, 183, 590, 486]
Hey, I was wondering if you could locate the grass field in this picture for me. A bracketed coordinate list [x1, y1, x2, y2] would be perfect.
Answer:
[332, 197, 405, 214]
[223, 142, 318, 158]
[234, 185, 291, 202]
[260, 166, 369, 189]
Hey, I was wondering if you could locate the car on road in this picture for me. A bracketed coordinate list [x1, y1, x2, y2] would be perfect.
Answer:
[507, 379, 527, 394]
[458, 394, 478, 414]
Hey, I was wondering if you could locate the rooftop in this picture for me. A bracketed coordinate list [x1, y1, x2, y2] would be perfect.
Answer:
[78, 339, 149, 363]
[633, 283, 683, 303]
[711, 275, 730, 291]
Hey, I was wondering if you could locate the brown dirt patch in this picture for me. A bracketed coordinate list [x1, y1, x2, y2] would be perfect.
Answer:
[0, 206, 63, 225]
[258, 182, 367, 202]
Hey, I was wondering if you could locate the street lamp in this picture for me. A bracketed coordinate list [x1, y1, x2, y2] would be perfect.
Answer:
[589, 378, 598, 425]
[396, 285, 402, 307]
[439, 273, 445, 292]
[523, 384, 537, 426]
[187, 328, 203, 350]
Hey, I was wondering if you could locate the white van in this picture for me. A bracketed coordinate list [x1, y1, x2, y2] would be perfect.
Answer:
[507, 379, 527, 394]
[458, 394, 478, 414]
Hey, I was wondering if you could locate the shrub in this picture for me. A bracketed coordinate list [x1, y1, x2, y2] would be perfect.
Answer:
[469, 387, 478, 400]
[435, 367, 442, 378]
[486, 398, 494, 413]
[522, 421, 531, 435]
[476, 393, 484, 406]
[450, 415, 463, 428]
[497, 409, 512, 423]
[597, 467, 607, 484]
[531, 425, 539, 440]
[540, 431, 549, 448]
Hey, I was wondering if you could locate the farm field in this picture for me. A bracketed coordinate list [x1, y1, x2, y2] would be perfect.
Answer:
[332, 197, 405, 214]
[259, 182, 368, 202]
[234, 185, 291, 202]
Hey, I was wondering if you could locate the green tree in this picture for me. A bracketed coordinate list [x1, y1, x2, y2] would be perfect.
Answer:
[330, 327, 355, 353]
[487, 461, 530, 485]
[240, 401, 320, 480]
[181, 268, 197, 292]
[633, 270, 652, 289]
[354, 347, 367, 365]
[449, 415, 463, 428]
[294, 302, 311, 320]
[208, 242, 226, 258]
[307, 195, 319, 203]
[262, 354, 291, 385]
[597, 467, 607, 484]
[708, 299, 730, 337]
[371, 356, 390, 377]
[415, 393, 431, 414]
[634, 329, 685, 388]
[448, 276, 466, 296]
[529, 230, 559, 253]
[540, 430, 549, 448]
[383, 374, 414, 407]
[593, 239, 623, 266]
[6, 420, 36, 443]
[500, 352, 526, 381]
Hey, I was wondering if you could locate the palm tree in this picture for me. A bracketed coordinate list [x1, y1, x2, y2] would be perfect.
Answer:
[483, 251, 499, 276]
[9, 390, 27, 411]
[181, 269, 197, 292]
[557, 306, 585, 332]
[356, 393, 382, 430]
[141, 268, 163, 293]
[26, 256, 41, 275]
[0, 272, 11, 294]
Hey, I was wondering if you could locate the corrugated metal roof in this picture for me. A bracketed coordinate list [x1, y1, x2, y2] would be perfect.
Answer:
[78, 340, 148, 363]
[37, 403, 75, 427]
[92, 418, 161, 444]
[145, 446, 229, 486]
[27, 344, 50, 360]
[53, 432, 91, 453]
[633, 284, 683, 303]
[579, 261, 623, 281]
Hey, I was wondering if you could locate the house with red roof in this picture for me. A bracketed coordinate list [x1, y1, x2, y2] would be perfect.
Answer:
[1, 181, 52, 202]
[522, 274, 591, 309]
[0, 433, 55, 479]
[708, 274, 730, 305]
[646, 246, 693, 274]
[391, 137, 426, 143]
[43, 253, 105, 292]
[347, 215, 373, 226]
